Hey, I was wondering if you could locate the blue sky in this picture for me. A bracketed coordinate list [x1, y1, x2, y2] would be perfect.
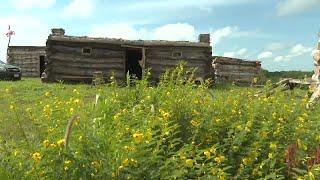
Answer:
[0, 0, 320, 71]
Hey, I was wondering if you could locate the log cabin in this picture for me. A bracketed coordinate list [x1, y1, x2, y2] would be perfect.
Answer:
[212, 56, 261, 85]
[7, 46, 46, 77]
[43, 28, 213, 83]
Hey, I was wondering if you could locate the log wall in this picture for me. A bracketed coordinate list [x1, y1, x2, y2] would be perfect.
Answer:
[7, 46, 46, 77]
[212, 56, 261, 84]
[145, 46, 212, 80]
[45, 40, 213, 82]
[45, 41, 125, 82]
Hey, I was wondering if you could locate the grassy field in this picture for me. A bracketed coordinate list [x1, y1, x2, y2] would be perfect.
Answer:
[1, 68, 320, 179]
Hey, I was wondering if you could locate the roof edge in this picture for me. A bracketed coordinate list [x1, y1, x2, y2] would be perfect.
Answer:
[47, 35, 211, 48]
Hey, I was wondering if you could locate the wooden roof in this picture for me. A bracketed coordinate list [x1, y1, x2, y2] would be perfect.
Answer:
[47, 35, 211, 48]
[8, 46, 45, 49]
[212, 56, 261, 65]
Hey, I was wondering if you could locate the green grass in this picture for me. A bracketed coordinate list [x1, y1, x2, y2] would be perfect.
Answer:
[1, 67, 320, 179]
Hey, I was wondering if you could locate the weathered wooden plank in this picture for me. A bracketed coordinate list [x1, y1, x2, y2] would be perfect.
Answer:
[146, 59, 207, 66]
[213, 64, 261, 70]
[49, 66, 124, 77]
[213, 60, 260, 66]
[51, 61, 124, 69]
[49, 44, 125, 58]
[48, 53, 124, 64]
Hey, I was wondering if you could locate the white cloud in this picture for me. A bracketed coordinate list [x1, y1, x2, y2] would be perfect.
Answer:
[90, 23, 265, 48]
[211, 26, 238, 44]
[223, 48, 248, 58]
[124, 0, 255, 11]
[153, 23, 196, 41]
[273, 43, 313, 62]
[277, 0, 320, 16]
[63, 0, 95, 18]
[211, 26, 269, 45]
[274, 56, 289, 62]
[290, 44, 313, 56]
[265, 42, 289, 51]
[237, 48, 248, 56]
[0, 16, 49, 61]
[89, 22, 196, 41]
[223, 52, 236, 58]
[258, 51, 273, 59]
[90, 23, 148, 40]
[12, 0, 55, 10]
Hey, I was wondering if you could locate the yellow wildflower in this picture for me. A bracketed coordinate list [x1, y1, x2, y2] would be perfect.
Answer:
[204, 150, 211, 158]
[73, 89, 78, 93]
[50, 143, 57, 148]
[252, 168, 262, 176]
[69, 107, 74, 114]
[43, 140, 50, 148]
[190, 120, 199, 127]
[298, 116, 305, 123]
[210, 147, 217, 155]
[13, 150, 19, 157]
[26, 108, 32, 113]
[91, 161, 101, 169]
[214, 155, 226, 164]
[57, 139, 65, 147]
[73, 99, 81, 105]
[308, 171, 315, 180]
[113, 113, 119, 120]
[132, 133, 143, 143]
[32, 152, 42, 163]
[9, 104, 14, 110]
[43, 105, 52, 116]
[44, 92, 50, 97]
[185, 159, 194, 168]
[64, 160, 72, 171]
[122, 158, 129, 166]
[252, 77, 258, 84]
[242, 157, 251, 166]
[269, 142, 277, 151]
[192, 109, 199, 115]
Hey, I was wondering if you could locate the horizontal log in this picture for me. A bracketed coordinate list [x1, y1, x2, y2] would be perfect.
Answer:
[215, 71, 259, 77]
[51, 60, 124, 69]
[146, 55, 210, 62]
[213, 62, 261, 67]
[10, 60, 39, 64]
[47, 53, 124, 64]
[213, 57, 261, 66]
[147, 51, 211, 59]
[49, 73, 124, 82]
[48, 36, 212, 48]
[147, 46, 212, 52]
[214, 69, 260, 74]
[48, 66, 124, 77]
[8, 49, 46, 55]
[213, 64, 261, 71]
[149, 67, 209, 75]
[146, 59, 208, 67]
[48, 44, 125, 58]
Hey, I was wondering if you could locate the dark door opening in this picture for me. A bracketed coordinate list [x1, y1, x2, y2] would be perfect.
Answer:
[125, 49, 143, 80]
[39, 55, 45, 77]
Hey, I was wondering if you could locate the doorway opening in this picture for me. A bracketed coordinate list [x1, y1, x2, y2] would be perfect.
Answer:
[39, 55, 45, 77]
[125, 49, 143, 80]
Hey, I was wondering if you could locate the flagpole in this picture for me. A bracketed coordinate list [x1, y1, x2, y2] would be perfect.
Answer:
[7, 35, 11, 50]
[6, 25, 13, 61]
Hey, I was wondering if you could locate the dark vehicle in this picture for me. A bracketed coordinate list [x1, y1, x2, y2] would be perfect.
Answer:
[0, 60, 22, 80]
